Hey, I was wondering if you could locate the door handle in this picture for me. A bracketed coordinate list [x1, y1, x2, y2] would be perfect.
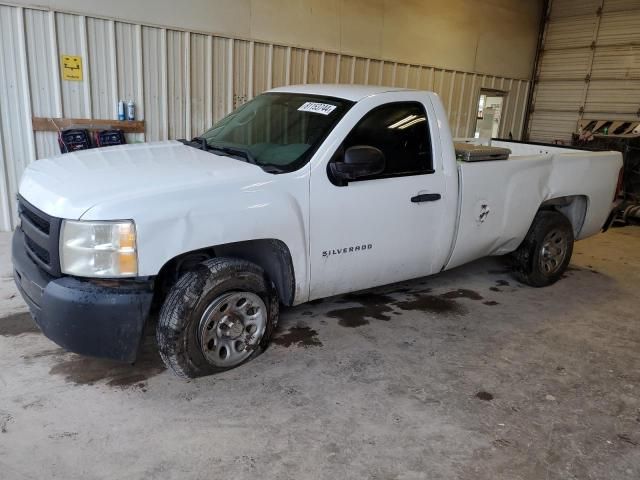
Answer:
[411, 193, 441, 203]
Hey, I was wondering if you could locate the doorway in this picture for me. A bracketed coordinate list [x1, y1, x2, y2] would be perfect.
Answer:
[474, 90, 505, 139]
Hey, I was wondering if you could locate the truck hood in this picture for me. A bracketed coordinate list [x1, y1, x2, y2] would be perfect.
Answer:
[19, 141, 262, 219]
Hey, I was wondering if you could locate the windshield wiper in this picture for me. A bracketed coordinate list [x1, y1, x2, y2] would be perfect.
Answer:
[182, 138, 283, 172]
[178, 137, 209, 151]
[191, 137, 208, 150]
[206, 143, 257, 165]
[259, 164, 287, 174]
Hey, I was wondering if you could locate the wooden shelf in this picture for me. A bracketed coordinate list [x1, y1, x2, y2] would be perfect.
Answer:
[32, 117, 145, 134]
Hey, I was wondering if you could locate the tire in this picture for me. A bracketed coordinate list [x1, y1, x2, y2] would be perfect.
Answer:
[157, 257, 279, 378]
[512, 210, 574, 287]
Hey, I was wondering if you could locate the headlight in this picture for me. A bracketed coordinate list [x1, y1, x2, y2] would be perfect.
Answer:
[60, 220, 138, 277]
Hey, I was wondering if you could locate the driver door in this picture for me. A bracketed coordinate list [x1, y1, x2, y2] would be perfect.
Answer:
[309, 99, 447, 299]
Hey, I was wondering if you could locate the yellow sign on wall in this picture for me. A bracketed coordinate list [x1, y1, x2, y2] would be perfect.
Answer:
[61, 54, 83, 81]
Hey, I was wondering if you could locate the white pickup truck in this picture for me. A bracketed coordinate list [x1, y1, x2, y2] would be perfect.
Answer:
[12, 84, 622, 378]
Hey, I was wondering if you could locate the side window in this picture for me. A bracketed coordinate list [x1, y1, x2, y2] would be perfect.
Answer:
[341, 102, 433, 178]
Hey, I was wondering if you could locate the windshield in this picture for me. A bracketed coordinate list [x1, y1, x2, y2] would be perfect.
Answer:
[199, 93, 353, 173]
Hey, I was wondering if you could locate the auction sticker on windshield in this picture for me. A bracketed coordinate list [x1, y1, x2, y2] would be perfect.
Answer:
[298, 102, 337, 115]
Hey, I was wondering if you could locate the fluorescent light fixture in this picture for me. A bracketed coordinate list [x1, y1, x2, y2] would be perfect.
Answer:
[387, 115, 417, 129]
[398, 117, 426, 130]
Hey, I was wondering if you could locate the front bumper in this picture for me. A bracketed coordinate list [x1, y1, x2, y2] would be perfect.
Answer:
[12, 228, 154, 362]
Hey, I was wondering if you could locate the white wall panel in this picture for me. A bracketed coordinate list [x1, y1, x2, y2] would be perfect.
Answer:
[368, 60, 383, 86]
[396, 64, 409, 88]
[8, 0, 543, 79]
[353, 58, 367, 85]
[271, 45, 288, 88]
[338, 55, 352, 84]
[0, 6, 35, 229]
[87, 18, 118, 120]
[167, 30, 188, 140]
[0, 127, 8, 231]
[406, 65, 420, 89]
[56, 13, 90, 118]
[0, 3, 530, 231]
[381, 62, 395, 87]
[289, 48, 306, 87]
[115, 22, 144, 144]
[142, 26, 168, 141]
[189, 33, 210, 139]
[0, 6, 20, 230]
[212, 37, 232, 123]
[322, 53, 339, 84]
[306, 50, 322, 85]
[233, 40, 250, 108]
[116, 23, 142, 109]
[252, 43, 271, 95]
[24, 9, 60, 160]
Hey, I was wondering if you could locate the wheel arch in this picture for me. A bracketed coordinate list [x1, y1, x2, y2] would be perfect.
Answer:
[539, 195, 588, 238]
[154, 238, 296, 308]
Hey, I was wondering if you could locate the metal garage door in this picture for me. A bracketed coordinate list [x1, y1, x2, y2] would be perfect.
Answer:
[528, 0, 640, 143]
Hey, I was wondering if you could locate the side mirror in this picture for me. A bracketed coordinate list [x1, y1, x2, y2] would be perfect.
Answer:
[330, 145, 386, 183]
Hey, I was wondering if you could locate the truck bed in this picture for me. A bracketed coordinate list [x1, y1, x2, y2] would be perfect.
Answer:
[444, 140, 621, 270]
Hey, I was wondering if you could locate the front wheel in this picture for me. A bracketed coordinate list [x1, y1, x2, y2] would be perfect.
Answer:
[512, 210, 574, 287]
[157, 257, 279, 378]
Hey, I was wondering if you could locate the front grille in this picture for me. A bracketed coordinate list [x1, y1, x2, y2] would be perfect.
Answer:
[25, 236, 50, 264]
[21, 206, 50, 234]
[17, 196, 62, 276]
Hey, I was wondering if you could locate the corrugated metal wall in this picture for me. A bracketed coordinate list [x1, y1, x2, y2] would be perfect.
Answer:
[527, 0, 640, 143]
[0, 3, 531, 231]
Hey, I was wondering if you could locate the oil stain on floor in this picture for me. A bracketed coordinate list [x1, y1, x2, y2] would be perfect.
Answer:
[326, 292, 396, 327]
[440, 289, 484, 301]
[395, 292, 466, 315]
[0, 312, 40, 336]
[326, 308, 372, 328]
[273, 324, 322, 348]
[475, 391, 494, 401]
[47, 336, 166, 388]
[325, 287, 469, 327]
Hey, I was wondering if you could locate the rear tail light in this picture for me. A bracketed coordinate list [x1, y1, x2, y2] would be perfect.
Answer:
[614, 167, 624, 201]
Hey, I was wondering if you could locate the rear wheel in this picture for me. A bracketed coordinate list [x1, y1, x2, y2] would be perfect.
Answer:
[157, 257, 279, 378]
[512, 210, 574, 287]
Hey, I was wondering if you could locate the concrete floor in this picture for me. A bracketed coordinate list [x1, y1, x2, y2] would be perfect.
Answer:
[1, 227, 639, 480]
